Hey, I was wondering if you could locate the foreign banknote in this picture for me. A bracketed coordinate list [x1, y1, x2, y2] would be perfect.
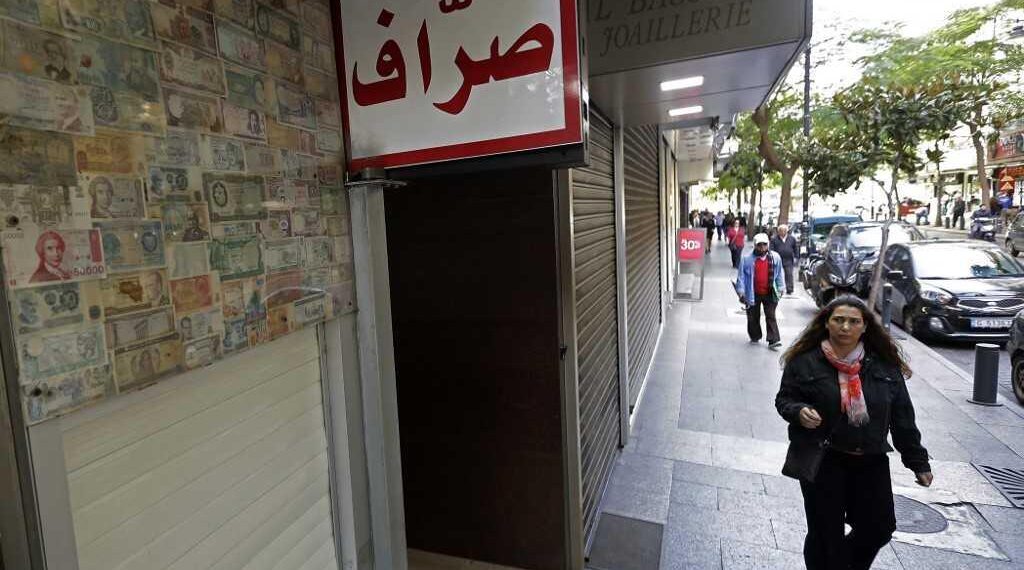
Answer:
[0, 126, 77, 186]
[218, 21, 266, 70]
[0, 0, 62, 28]
[170, 273, 217, 313]
[213, 0, 253, 28]
[301, 0, 332, 41]
[0, 74, 94, 135]
[59, 0, 158, 48]
[151, 2, 217, 54]
[202, 135, 246, 171]
[204, 173, 265, 221]
[96, 220, 165, 272]
[75, 130, 143, 175]
[265, 119, 303, 151]
[222, 316, 248, 353]
[301, 266, 344, 291]
[159, 42, 226, 95]
[255, 3, 300, 49]
[211, 220, 257, 238]
[1, 20, 77, 84]
[2, 228, 106, 288]
[11, 281, 103, 335]
[276, 82, 316, 130]
[221, 274, 266, 322]
[266, 42, 303, 85]
[89, 86, 167, 136]
[261, 209, 292, 239]
[267, 177, 318, 208]
[301, 235, 339, 269]
[244, 143, 281, 174]
[80, 174, 145, 219]
[105, 306, 175, 349]
[210, 234, 263, 280]
[280, 150, 317, 180]
[324, 215, 348, 237]
[113, 332, 183, 390]
[264, 267, 301, 307]
[21, 363, 115, 425]
[100, 268, 170, 316]
[304, 67, 338, 102]
[294, 293, 327, 327]
[291, 209, 322, 236]
[223, 102, 267, 141]
[225, 65, 272, 112]
[267, 302, 292, 339]
[316, 129, 343, 155]
[161, 202, 211, 242]
[164, 87, 224, 133]
[146, 166, 204, 202]
[319, 186, 346, 216]
[314, 98, 341, 129]
[166, 242, 210, 279]
[303, 36, 336, 76]
[177, 306, 223, 342]
[183, 335, 219, 369]
[76, 34, 160, 101]
[263, 238, 301, 271]
[0, 184, 90, 231]
[17, 322, 107, 382]
[247, 316, 268, 346]
[145, 128, 202, 167]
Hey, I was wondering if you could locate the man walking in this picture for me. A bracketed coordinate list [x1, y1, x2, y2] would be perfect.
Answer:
[714, 211, 725, 240]
[736, 233, 786, 348]
[770, 224, 799, 295]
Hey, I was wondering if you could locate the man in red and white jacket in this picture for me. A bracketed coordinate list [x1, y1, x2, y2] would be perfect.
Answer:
[735, 233, 786, 348]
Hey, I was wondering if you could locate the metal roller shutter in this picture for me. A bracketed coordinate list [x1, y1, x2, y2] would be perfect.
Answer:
[60, 328, 339, 570]
[571, 111, 620, 545]
[623, 126, 662, 408]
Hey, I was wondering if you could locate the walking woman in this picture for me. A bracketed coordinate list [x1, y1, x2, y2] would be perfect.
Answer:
[726, 219, 745, 268]
[775, 296, 932, 570]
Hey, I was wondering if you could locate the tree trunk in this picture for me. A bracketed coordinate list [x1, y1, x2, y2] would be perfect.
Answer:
[778, 169, 795, 225]
[868, 163, 900, 311]
[971, 120, 990, 205]
[748, 186, 758, 231]
[933, 158, 944, 227]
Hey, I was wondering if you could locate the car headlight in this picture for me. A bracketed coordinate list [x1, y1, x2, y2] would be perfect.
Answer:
[920, 285, 954, 305]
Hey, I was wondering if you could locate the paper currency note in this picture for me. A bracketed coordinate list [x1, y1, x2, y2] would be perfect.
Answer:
[105, 306, 175, 349]
[319, 186, 346, 215]
[11, 281, 102, 334]
[1, 0, 45, 25]
[221, 274, 265, 321]
[211, 221, 257, 238]
[263, 0, 297, 16]
[266, 177, 318, 208]
[292, 209, 322, 237]
[244, 143, 281, 174]
[183, 335, 219, 369]
[161, 202, 211, 242]
[222, 316, 248, 352]
[218, 20, 266, 70]
[159, 43, 226, 96]
[316, 162, 342, 186]
[164, 87, 224, 133]
[255, 3, 300, 49]
[265, 267, 301, 307]
[324, 215, 348, 237]
[170, 273, 217, 313]
[17, 322, 107, 382]
[100, 268, 170, 316]
[266, 42, 303, 85]
[301, 266, 343, 290]
[0, 126, 76, 186]
[223, 102, 267, 141]
[0, 184, 90, 231]
[281, 151, 317, 180]
[204, 173, 265, 221]
[301, 0, 331, 41]
[76, 34, 160, 101]
[267, 302, 291, 339]
[112, 332, 183, 390]
[316, 129, 343, 155]
[225, 65, 272, 112]
[75, 130, 143, 175]
[301, 235, 340, 269]
[210, 234, 263, 280]
[276, 82, 316, 130]
[177, 306, 223, 342]
[89, 86, 167, 136]
[261, 209, 292, 239]
[96, 220, 165, 272]
[265, 119, 301, 151]
[202, 135, 246, 171]
[294, 293, 326, 327]
[1, 20, 77, 84]
[213, 0, 254, 28]
[2, 228, 105, 288]
[304, 66, 338, 102]
[80, 174, 145, 219]
[247, 316, 268, 346]
[263, 238, 301, 271]
[145, 128, 202, 167]
[146, 166, 204, 202]
[22, 363, 114, 425]
[59, 0, 157, 47]
[315, 98, 341, 129]
[0, 74, 94, 135]
[303, 36, 336, 76]
[166, 242, 209, 278]
[151, 2, 217, 54]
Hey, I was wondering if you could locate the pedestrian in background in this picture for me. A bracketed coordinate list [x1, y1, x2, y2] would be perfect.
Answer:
[735, 233, 785, 348]
[715, 211, 725, 240]
[702, 212, 715, 253]
[770, 224, 798, 295]
[776, 296, 932, 570]
[726, 219, 745, 268]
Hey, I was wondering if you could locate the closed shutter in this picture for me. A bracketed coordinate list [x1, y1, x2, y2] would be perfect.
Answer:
[61, 328, 339, 570]
[623, 126, 662, 408]
[571, 111, 620, 545]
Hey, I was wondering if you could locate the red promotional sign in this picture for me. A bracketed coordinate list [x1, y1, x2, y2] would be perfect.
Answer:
[677, 229, 705, 263]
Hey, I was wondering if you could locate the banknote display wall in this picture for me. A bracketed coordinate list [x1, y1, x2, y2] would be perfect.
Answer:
[0, 0, 353, 425]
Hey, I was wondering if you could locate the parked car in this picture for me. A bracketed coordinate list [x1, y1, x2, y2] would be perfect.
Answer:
[847, 221, 926, 297]
[878, 240, 1024, 342]
[1005, 314, 1024, 404]
[898, 198, 926, 218]
[1004, 213, 1024, 256]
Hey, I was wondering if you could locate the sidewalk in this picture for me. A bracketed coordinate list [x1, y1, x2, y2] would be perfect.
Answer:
[586, 238, 1024, 570]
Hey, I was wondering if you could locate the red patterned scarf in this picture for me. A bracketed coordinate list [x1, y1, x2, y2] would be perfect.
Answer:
[820, 340, 870, 427]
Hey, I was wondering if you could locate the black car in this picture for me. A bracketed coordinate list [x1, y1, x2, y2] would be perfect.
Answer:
[848, 221, 926, 297]
[1004, 213, 1024, 256]
[879, 240, 1024, 342]
[1005, 315, 1024, 404]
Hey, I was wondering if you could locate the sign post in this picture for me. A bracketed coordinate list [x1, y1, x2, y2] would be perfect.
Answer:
[675, 229, 706, 301]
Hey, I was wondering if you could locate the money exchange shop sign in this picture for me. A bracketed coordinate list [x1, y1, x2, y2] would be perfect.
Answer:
[336, 0, 584, 171]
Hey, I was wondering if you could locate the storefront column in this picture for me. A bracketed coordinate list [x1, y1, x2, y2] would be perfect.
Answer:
[613, 126, 630, 442]
[347, 180, 408, 570]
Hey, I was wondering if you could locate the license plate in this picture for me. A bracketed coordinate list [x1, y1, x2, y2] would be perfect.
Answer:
[972, 318, 1012, 329]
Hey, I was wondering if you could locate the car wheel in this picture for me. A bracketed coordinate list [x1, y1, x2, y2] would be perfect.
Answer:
[1012, 356, 1024, 405]
[902, 308, 917, 338]
[1009, 239, 1020, 257]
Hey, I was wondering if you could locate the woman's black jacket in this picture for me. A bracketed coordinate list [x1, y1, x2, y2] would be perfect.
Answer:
[775, 347, 931, 474]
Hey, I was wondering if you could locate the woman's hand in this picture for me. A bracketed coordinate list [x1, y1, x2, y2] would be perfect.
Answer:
[798, 407, 822, 429]
[915, 472, 933, 487]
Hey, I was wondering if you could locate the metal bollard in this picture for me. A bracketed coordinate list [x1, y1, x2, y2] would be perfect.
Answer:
[944, 217, 950, 229]
[969, 343, 1003, 406]
[882, 284, 893, 331]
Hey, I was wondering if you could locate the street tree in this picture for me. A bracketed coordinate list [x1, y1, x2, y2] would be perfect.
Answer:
[750, 87, 804, 225]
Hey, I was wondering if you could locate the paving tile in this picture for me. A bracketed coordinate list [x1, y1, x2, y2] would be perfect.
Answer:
[976, 504, 1024, 537]
[717, 487, 807, 525]
[984, 425, 1024, 456]
[588, 514, 663, 570]
[659, 528, 722, 570]
[637, 435, 714, 466]
[761, 475, 803, 501]
[889, 460, 1012, 507]
[711, 435, 788, 476]
[770, 519, 806, 553]
[611, 452, 674, 495]
[602, 482, 670, 525]
[664, 502, 775, 547]
[890, 541, 1019, 569]
[671, 460, 766, 494]
[720, 538, 805, 570]
[668, 479, 718, 509]
[872, 544, 905, 570]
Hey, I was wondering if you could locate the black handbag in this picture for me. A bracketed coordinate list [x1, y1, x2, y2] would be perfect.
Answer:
[781, 421, 840, 483]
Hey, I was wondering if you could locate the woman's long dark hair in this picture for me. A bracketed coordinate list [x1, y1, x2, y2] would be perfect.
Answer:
[782, 295, 912, 377]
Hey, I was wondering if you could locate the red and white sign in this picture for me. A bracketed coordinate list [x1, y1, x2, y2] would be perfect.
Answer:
[336, 0, 583, 172]
[676, 229, 705, 263]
